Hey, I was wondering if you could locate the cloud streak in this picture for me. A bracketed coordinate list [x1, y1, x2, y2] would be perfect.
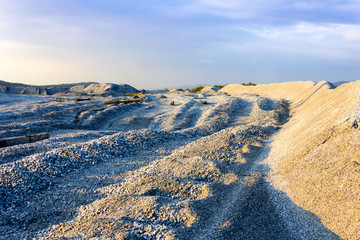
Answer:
[181, 0, 360, 25]
[234, 22, 360, 59]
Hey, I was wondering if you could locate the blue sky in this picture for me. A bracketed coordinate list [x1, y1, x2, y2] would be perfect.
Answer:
[0, 0, 360, 89]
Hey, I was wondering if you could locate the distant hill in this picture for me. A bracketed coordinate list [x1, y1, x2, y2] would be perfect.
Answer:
[0, 80, 139, 96]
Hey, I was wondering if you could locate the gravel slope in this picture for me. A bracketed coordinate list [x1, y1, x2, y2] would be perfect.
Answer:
[222, 80, 360, 239]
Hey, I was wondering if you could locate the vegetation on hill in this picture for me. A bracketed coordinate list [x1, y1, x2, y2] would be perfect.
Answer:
[191, 86, 204, 92]
[213, 84, 228, 89]
[192, 84, 228, 92]
[241, 82, 257, 86]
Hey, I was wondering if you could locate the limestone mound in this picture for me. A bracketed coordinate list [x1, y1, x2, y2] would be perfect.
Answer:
[223, 80, 360, 239]
[200, 86, 220, 94]
[168, 88, 184, 93]
[71, 83, 139, 96]
[221, 81, 334, 106]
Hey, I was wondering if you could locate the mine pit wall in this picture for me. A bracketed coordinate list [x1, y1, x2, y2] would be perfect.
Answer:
[221, 81, 360, 239]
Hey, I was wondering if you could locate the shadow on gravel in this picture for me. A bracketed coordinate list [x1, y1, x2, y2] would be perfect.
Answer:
[292, 82, 331, 109]
[209, 177, 341, 240]
[0, 152, 171, 240]
[181, 145, 341, 240]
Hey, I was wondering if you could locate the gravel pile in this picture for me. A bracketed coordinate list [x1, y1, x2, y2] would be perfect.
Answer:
[0, 130, 118, 165]
[37, 95, 292, 239]
[0, 98, 142, 138]
[0, 130, 183, 211]
[0, 96, 249, 211]
[222, 80, 360, 239]
[2, 88, 342, 239]
[150, 100, 200, 131]
[38, 123, 282, 239]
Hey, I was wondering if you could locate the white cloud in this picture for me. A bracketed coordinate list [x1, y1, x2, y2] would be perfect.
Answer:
[334, 0, 360, 11]
[179, 0, 360, 26]
[218, 22, 360, 61]
[200, 0, 238, 8]
[293, 1, 324, 10]
[0, 40, 40, 50]
[248, 22, 360, 42]
[182, 0, 283, 19]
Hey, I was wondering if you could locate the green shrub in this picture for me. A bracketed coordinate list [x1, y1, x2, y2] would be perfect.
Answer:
[191, 86, 204, 92]
[241, 82, 257, 86]
[213, 84, 228, 89]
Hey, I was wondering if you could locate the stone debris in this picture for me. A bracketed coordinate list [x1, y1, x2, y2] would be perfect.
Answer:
[1, 80, 359, 239]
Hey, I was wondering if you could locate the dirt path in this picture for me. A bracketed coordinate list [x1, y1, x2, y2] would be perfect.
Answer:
[175, 129, 340, 240]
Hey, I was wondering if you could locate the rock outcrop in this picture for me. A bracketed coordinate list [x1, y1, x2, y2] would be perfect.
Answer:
[0, 80, 139, 96]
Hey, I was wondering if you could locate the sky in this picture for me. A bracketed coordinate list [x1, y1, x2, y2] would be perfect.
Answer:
[0, 0, 360, 89]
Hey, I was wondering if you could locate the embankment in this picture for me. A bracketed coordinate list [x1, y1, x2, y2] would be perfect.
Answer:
[221, 80, 360, 239]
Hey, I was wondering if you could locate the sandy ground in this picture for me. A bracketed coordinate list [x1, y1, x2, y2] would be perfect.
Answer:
[0, 82, 358, 239]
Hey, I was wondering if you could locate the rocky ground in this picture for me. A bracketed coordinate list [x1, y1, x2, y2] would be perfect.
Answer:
[0, 81, 357, 239]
